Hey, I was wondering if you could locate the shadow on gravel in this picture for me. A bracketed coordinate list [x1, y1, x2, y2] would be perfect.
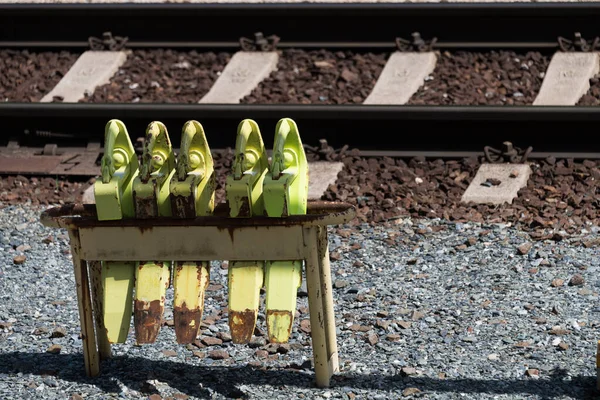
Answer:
[0, 352, 597, 399]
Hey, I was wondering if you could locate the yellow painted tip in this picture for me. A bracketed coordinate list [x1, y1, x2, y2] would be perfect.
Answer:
[266, 310, 293, 343]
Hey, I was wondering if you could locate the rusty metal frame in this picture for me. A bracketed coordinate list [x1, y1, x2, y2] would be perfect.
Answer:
[40, 200, 355, 388]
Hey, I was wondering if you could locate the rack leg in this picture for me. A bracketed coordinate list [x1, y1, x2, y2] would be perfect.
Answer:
[304, 226, 338, 388]
[89, 260, 112, 360]
[317, 226, 339, 374]
[68, 229, 100, 377]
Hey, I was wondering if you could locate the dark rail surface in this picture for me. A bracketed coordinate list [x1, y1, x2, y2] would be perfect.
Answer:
[1, 103, 599, 154]
[2, 3, 600, 49]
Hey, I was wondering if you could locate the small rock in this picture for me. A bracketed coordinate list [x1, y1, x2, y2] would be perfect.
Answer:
[514, 341, 530, 348]
[341, 69, 358, 82]
[255, 350, 269, 359]
[558, 342, 569, 351]
[551, 279, 564, 287]
[314, 61, 334, 69]
[377, 311, 389, 318]
[401, 367, 417, 376]
[148, 395, 162, 400]
[13, 255, 26, 265]
[386, 334, 401, 342]
[173, 394, 190, 400]
[300, 319, 311, 334]
[46, 344, 61, 354]
[488, 354, 498, 360]
[162, 350, 177, 357]
[192, 351, 205, 359]
[526, 369, 539, 378]
[402, 387, 421, 396]
[334, 280, 348, 289]
[71, 394, 84, 400]
[549, 326, 571, 335]
[367, 333, 379, 345]
[217, 332, 232, 342]
[376, 320, 390, 330]
[208, 350, 229, 360]
[50, 327, 67, 338]
[466, 237, 478, 246]
[164, 319, 175, 327]
[517, 243, 532, 255]
[249, 337, 267, 350]
[33, 327, 49, 335]
[0, 322, 13, 329]
[16, 244, 31, 252]
[410, 311, 424, 321]
[569, 274, 584, 286]
[201, 336, 223, 346]
[42, 236, 54, 244]
[398, 321, 412, 329]
[330, 252, 341, 261]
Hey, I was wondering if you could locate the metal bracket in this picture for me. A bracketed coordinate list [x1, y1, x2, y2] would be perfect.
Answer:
[88, 32, 129, 51]
[396, 32, 437, 52]
[483, 141, 532, 164]
[239, 32, 280, 52]
[303, 139, 349, 162]
[558, 32, 600, 52]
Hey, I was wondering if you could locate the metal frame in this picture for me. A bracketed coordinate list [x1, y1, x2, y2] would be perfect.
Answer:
[40, 201, 355, 388]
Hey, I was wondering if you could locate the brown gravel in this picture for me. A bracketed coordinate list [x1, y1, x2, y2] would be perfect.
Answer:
[0, 49, 80, 102]
[1, 150, 598, 239]
[80, 50, 232, 103]
[240, 49, 387, 104]
[407, 51, 550, 105]
[576, 75, 600, 105]
[321, 152, 599, 238]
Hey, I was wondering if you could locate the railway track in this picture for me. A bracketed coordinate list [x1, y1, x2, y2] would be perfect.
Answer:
[1, 3, 600, 158]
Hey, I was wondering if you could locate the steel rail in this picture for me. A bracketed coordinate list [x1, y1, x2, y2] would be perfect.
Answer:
[2, 3, 600, 49]
[1, 103, 598, 155]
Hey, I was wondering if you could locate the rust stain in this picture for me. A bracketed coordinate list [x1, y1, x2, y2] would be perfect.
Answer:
[41, 201, 356, 230]
[229, 309, 256, 344]
[173, 301, 201, 344]
[266, 309, 294, 343]
[196, 262, 209, 281]
[134, 193, 159, 219]
[134, 299, 163, 344]
[172, 194, 195, 219]
[237, 197, 250, 217]
[175, 261, 184, 273]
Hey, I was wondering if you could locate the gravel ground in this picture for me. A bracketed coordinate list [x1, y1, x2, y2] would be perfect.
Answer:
[0, 49, 79, 102]
[80, 50, 232, 103]
[1, 153, 598, 239]
[576, 74, 600, 105]
[0, 203, 599, 399]
[407, 51, 549, 105]
[240, 49, 387, 105]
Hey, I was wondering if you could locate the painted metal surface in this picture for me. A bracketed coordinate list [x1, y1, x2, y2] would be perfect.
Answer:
[132, 121, 176, 344]
[170, 120, 215, 344]
[93, 120, 138, 344]
[225, 119, 268, 344]
[263, 118, 308, 343]
[40, 200, 355, 388]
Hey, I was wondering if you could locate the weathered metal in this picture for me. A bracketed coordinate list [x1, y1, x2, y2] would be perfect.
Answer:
[132, 121, 176, 344]
[170, 121, 215, 344]
[225, 119, 269, 344]
[40, 201, 355, 387]
[93, 120, 138, 344]
[263, 118, 308, 343]
[40, 200, 355, 388]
